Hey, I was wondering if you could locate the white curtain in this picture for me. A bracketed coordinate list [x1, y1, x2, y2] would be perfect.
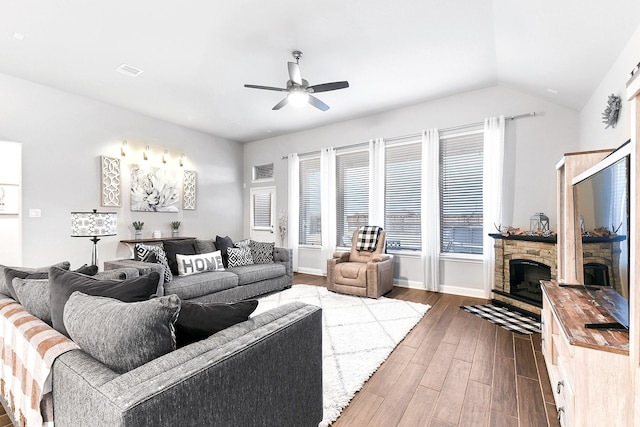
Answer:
[483, 116, 505, 297]
[287, 153, 300, 272]
[320, 147, 336, 270]
[421, 129, 440, 291]
[368, 138, 385, 226]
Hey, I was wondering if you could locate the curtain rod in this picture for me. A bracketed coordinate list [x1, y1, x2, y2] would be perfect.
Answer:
[281, 112, 538, 159]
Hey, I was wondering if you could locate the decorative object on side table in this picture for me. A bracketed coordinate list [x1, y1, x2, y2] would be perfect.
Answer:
[71, 209, 118, 266]
[602, 94, 621, 129]
[132, 221, 144, 239]
[170, 221, 181, 238]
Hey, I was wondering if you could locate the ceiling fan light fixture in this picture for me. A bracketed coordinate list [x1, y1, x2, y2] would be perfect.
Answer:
[288, 90, 309, 107]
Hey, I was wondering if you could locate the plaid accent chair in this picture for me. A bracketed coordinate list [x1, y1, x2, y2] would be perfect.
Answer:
[327, 228, 394, 298]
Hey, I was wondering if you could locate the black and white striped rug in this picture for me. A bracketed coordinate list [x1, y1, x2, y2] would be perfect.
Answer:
[461, 304, 541, 334]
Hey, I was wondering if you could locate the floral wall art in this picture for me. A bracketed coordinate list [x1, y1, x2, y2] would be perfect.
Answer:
[130, 164, 180, 212]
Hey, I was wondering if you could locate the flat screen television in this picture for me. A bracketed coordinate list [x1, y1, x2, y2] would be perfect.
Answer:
[572, 141, 630, 329]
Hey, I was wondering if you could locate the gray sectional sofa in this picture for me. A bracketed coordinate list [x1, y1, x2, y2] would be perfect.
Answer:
[0, 257, 323, 427]
[104, 246, 293, 303]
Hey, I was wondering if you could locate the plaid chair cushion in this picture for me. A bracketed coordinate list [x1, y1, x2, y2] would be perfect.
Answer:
[355, 226, 383, 252]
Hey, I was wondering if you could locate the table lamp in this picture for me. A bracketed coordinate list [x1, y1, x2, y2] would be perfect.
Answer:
[71, 209, 118, 266]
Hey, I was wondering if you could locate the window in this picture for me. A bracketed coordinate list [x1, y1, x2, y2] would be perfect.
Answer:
[336, 150, 369, 246]
[385, 140, 422, 251]
[439, 130, 484, 255]
[253, 163, 274, 182]
[250, 188, 273, 230]
[299, 157, 321, 245]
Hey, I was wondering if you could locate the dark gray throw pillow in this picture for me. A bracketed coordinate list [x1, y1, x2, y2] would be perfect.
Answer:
[73, 264, 99, 276]
[163, 239, 197, 276]
[4, 268, 49, 301]
[64, 292, 180, 374]
[0, 261, 70, 298]
[49, 266, 160, 337]
[175, 300, 258, 347]
[195, 239, 216, 254]
[215, 235, 234, 267]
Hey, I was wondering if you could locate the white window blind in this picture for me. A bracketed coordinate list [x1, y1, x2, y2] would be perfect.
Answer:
[385, 141, 422, 251]
[440, 130, 484, 255]
[252, 192, 272, 229]
[299, 157, 321, 245]
[336, 150, 369, 246]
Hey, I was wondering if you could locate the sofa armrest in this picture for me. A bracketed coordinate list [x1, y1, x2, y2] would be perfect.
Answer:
[52, 302, 323, 427]
[371, 254, 391, 262]
[104, 259, 165, 296]
[273, 247, 293, 278]
[332, 251, 350, 262]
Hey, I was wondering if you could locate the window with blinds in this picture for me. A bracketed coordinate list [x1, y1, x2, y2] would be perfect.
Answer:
[385, 141, 422, 251]
[336, 150, 369, 246]
[252, 191, 272, 229]
[439, 130, 484, 255]
[253, 163, 274, 181]
[299, 157, 321, 245]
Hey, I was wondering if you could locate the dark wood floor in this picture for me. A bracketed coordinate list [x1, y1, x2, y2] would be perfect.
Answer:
[0, 274, 559, 427]
[295, 273, 560, 427]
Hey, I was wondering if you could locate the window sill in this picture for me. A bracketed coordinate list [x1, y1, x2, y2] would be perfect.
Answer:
[439, 253, 483, 263]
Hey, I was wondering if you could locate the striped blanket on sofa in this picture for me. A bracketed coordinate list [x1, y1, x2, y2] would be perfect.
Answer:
[0, 296, 79, 427]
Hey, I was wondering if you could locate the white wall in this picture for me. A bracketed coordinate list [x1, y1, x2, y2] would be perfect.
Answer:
[243, 84, 579, 295]
[580, 24, 640, 151]
[0, 72, 244, 268]
[0, 141, 22, 265]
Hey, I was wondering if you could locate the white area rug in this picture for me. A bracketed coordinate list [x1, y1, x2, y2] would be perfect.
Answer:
[254, 285, 431, 426]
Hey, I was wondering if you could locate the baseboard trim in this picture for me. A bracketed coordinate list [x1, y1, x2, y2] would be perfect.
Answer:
[296, 267, 324, 276]
[439, 285, 487, 299]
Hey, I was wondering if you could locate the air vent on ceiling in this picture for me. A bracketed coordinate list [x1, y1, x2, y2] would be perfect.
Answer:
[116, 63, 144, 77]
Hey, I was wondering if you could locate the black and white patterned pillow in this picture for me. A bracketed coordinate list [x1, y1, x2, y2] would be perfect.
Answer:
[136, 243, 172, 283]
[227, 247, 254, 268]
[135, 243, 159, 262]
[356, 226, 383, 252]
[233, 238, 251, 249]
[250, 240, 274, 264]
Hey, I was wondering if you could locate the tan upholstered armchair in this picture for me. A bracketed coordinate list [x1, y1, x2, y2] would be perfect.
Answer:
[327, 229, 394, 298]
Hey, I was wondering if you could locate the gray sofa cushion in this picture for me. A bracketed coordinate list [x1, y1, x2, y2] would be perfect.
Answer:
[49, 267, 160, 337]
[64, 292, 180, 374]
[4, 268, 48, 300]
[12, 278, 51, 323]
[227, 263, 286, 285]
[195, 239, 216, 254]
[163, 271, 238, 300]
[0, 261, 70, 298]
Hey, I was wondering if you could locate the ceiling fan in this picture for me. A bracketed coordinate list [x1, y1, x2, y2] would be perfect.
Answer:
[244, 51, 349, 111]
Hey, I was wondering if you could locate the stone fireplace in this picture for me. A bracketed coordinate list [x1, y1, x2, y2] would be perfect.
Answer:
[491, 235, 556, 315]
[491, 234, 623, 315]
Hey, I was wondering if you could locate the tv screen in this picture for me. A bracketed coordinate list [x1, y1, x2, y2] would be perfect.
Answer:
[573, 151, 630, 329]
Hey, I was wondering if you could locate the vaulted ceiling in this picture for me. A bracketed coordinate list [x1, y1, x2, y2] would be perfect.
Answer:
[1, 0, 639, 142]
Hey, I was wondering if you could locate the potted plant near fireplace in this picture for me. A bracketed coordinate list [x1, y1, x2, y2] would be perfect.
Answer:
[170, 221, 181, 238]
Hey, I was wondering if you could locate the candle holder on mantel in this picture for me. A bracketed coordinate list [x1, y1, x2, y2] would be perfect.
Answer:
[529, 212, 550, 234]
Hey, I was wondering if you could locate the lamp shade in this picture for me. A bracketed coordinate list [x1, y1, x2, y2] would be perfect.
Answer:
[71, 209, 117, 237]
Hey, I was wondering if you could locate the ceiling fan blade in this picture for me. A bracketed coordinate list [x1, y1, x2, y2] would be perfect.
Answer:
[308, 81, 349, 93]
[308, 95, 329, 111]
[288, 62, 303, 86]
[244, 84, 288, 92]
[272, 97, 289, 110]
